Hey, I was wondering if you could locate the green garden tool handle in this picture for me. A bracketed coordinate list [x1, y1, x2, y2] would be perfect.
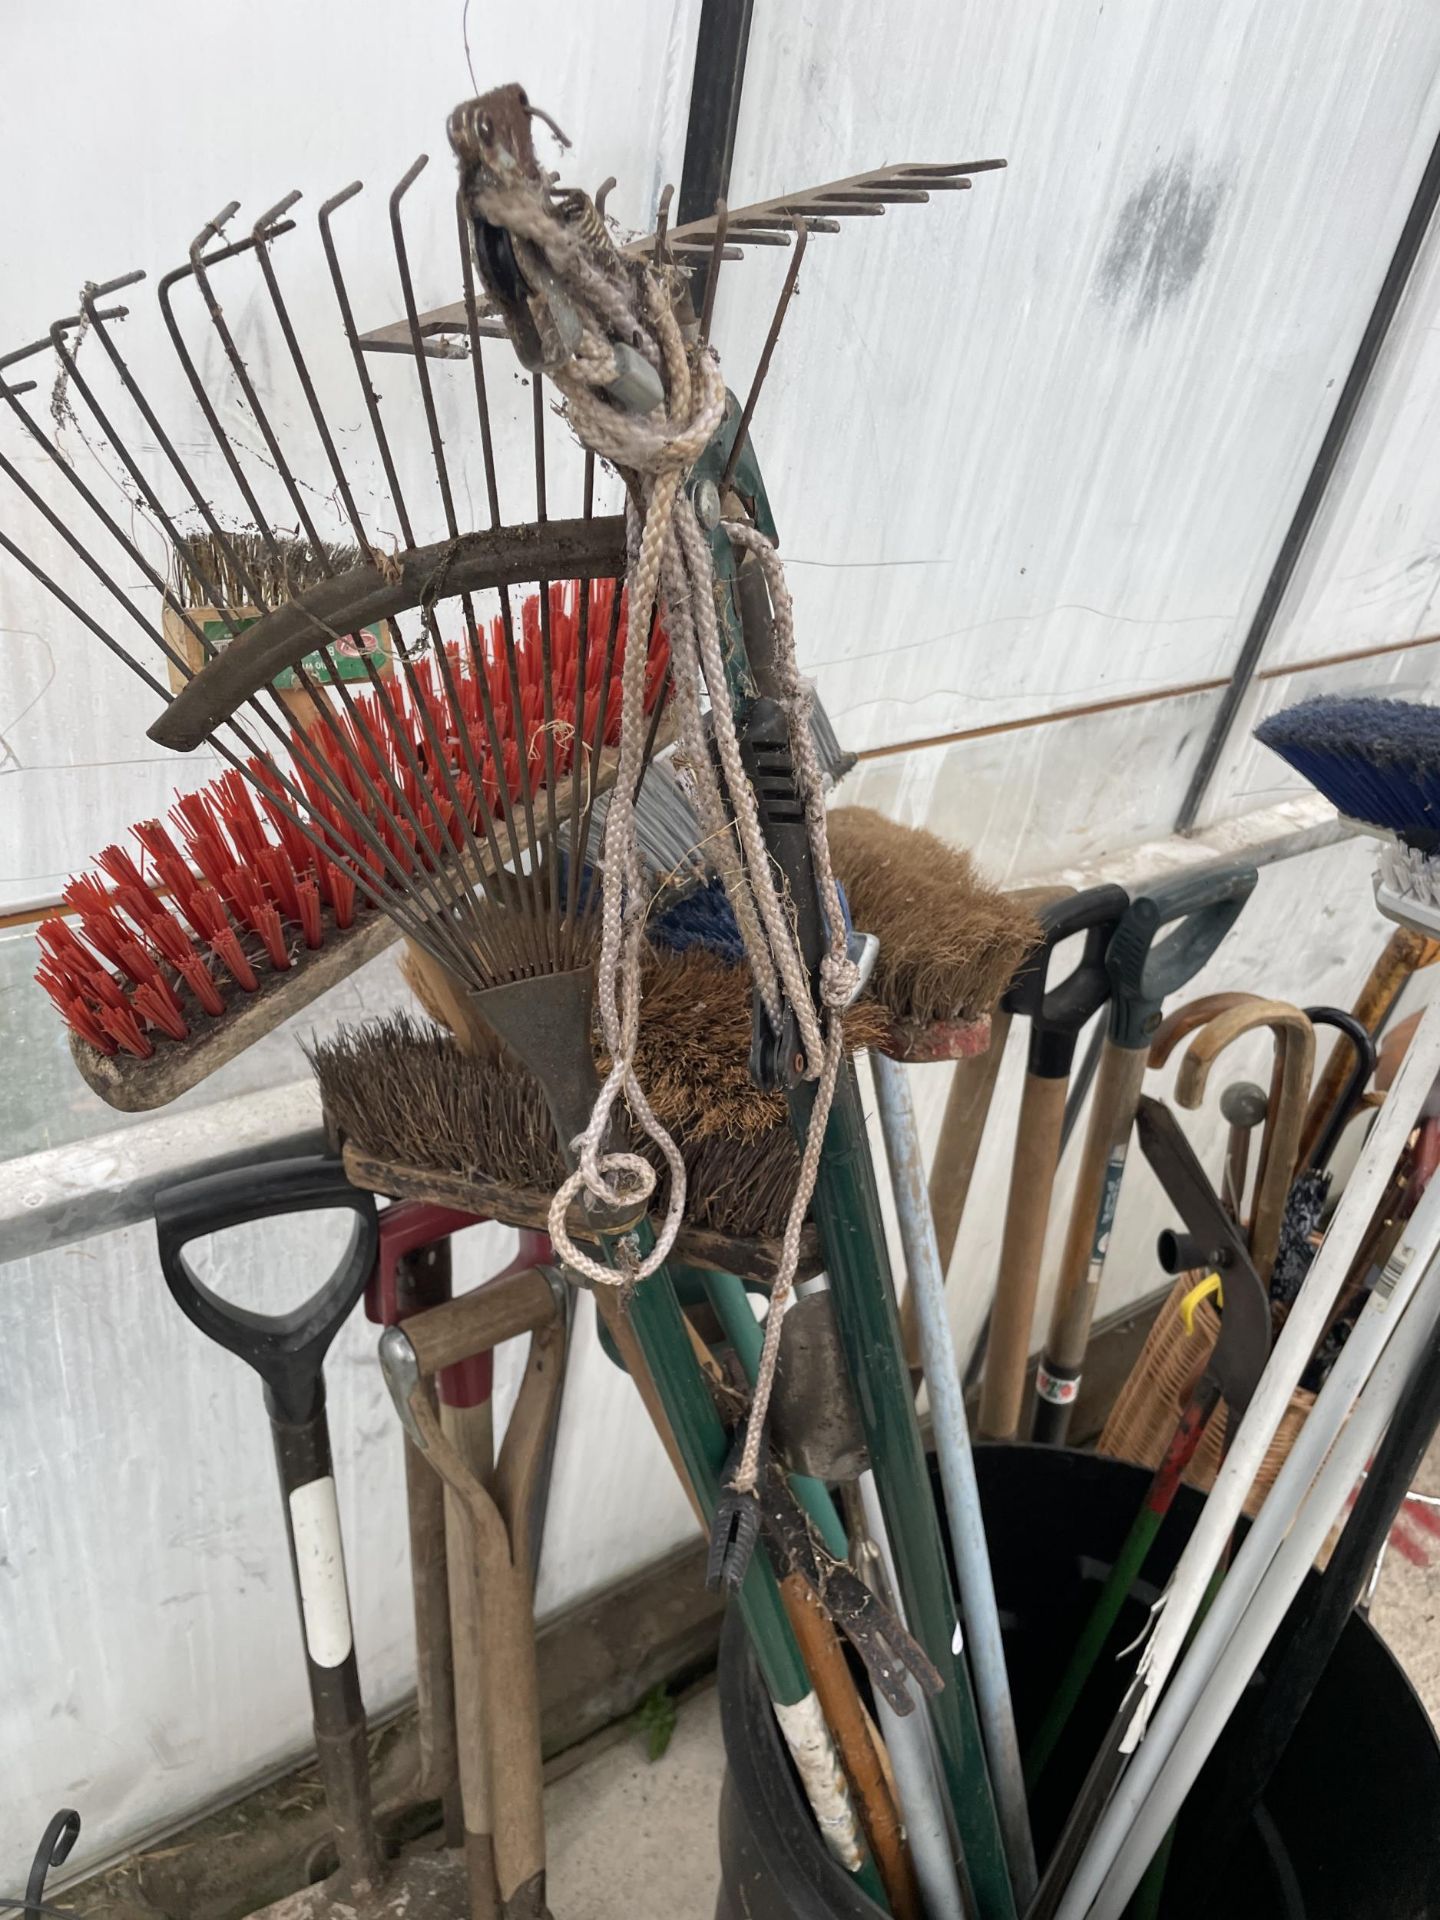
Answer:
[1026, 1381, 1220, 1789]
[1032, 864, 1258, 1445]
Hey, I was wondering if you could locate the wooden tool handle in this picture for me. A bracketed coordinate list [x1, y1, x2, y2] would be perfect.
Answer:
[1297, 928, 1440, 1167]
[403, 1267, 556, 1377]
[980, 1071, 1068, 1440]
[1042, 1041, 1149, 1382]
[1174, 999, 1312, 1110]
[781, 1576, 920, 1920]
[401, 940, 504, 1059]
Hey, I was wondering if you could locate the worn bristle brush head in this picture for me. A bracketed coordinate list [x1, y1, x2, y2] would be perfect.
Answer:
[307, 1010, 815, 1245]
[1255, 693, 1440, 933]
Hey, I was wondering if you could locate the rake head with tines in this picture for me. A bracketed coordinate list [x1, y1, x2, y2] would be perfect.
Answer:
[8, 114, 998, 1115]
[3, 155, 673, 1105]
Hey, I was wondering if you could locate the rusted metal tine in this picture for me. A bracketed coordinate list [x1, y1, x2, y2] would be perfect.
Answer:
[816, 189, 931, 205]
[388, 157, 521, 936]
[571, 573, 626, 948]
[654, 183, 674, 266]
[723, 216, 843, 234]
[0, 513, 455, 960]
[0, 527, 172, 704]
[190, 198, 331, 561]
[454, 194, 532, 894]
[318, 171, 509, 964]
[252, 195, 372, 554]
[699, 200, 729, 348]
[720, 219, 810, 495]
[716, 228, 791, 246]
[895, 160, 1007, 176]
[560, 450, 596, 965]
[158, 210, 288, 562]
[594, 177, 617, 219]
[52, 296, 262, 630]
[0, 408, 209, 683]
[530, 374, 564, 970]
[0, 336, 484, 964]
[78, 279, 270, 622]
[447, 191, 547, 970]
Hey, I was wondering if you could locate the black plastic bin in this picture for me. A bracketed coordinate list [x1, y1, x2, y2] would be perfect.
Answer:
[716, 1445, 1440, 1918]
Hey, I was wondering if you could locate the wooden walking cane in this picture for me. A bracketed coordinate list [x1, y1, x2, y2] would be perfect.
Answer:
[1031, 865, 1257, 1443]
[1172, 999, 1316, 1287]
[978, 887, 1127, 1441]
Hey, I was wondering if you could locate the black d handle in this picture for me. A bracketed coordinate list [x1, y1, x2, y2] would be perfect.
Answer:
[1106, 863, 1258, 1049]
[155, 1155, 378, 1424]
[1005, 883, 1130, 1079]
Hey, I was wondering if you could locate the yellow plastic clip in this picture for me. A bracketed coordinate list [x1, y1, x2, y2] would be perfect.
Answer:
[1179, 1271, 1224, 1336]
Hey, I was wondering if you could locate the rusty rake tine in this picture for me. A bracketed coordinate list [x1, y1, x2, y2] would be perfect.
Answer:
[235, 695, 485, 981]
[0, 382, 216, 672]
[452, 180, 540, 908]
[456, 194, 503, 526]
[386, 163, 519, 922]
[79, 287, 265, 620]
[390, 157, 459, 537]
[654, 183, 674, 265]
[310, 645, 495, 970]
[252, 202, 370, 552]
[217, 725, 466, 960]
[573, 576, 626, 945]
[357, 635, 507, 963]
[529, 376, 563, 962]
[894, 159, 1007, 176]
[721, 219, 809, 495]
[0, 526, 171, 704]
[816, 189, 930, 206]
[699, 199, 729, 347]
[431, 622, 528, 924]
[190, 201, 331, 560]
[49, 308, 258, 633]
[156, 214, 285, 560]
[319, 180, 416, 549]
[720, 228, 791, 246]
[562, 455, 597, 963]
[595, 177, 617, 219]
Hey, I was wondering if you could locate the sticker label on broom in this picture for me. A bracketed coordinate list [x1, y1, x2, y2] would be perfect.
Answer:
[289, 1475, 354, 1668]
[1375, 1243, 1413, 1308]
[1036, 1362, 1080, 1406]
[1086, 1144, 1129, 1283]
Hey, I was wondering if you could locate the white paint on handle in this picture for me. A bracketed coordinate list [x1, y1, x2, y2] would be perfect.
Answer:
[772, 1691, 863, 1874]
[289, 1475, 354, 1668]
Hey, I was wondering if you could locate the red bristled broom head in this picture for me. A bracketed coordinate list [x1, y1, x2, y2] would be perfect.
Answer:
[37, 579, 669, 1061]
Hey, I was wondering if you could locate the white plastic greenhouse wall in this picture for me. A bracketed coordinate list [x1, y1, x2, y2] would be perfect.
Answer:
[6, 0, 1440, 1884]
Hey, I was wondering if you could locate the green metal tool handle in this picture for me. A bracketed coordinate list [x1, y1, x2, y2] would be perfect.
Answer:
[792, 1062, 1018, 1920]
[1106, 865, 1258, 1050]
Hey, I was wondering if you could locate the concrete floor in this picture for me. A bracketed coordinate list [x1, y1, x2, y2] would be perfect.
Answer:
[546, 1437, 1440, 1920]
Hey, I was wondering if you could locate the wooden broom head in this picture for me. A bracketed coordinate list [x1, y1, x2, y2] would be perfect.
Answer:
[827, 808, 1043, 1027]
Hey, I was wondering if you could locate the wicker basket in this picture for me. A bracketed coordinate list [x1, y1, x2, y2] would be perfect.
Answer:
[1098, 1275, 1314, 1519]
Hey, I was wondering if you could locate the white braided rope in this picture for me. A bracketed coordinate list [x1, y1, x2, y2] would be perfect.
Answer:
[471, 173, 855, 1482]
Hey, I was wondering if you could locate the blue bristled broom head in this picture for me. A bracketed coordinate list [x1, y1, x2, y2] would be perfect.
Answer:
[1256, 694, 1440, 929]
[1254, 695, 1440, 848]
[649, 875, 747, 963]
